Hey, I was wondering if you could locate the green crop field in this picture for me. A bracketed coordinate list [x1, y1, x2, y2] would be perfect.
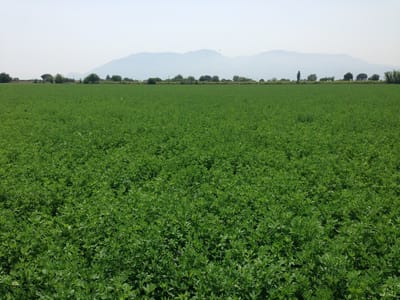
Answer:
[1, 84, 399, 299]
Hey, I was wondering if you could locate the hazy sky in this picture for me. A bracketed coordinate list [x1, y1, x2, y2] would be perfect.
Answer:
[1, 0, 399, 79]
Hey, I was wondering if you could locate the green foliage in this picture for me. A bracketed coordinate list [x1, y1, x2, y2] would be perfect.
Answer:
[54, 73, 64, 84]
[83, 73, 100, 84]
[0, 72, 12, 83]
[147, 77, 161, 84]
[356, 73, 368, 81]
[307, 74, 317, 81]
[385, 70, 400, 84]
[168, 75, 197, 84]
[343, 72, 353, 81]
[369, 74, 380, 81]
[55, 74, 74, 84]
[320, 77, 335, 82]
[185, 76, 196, 84]
[199, 75, 212, 82]
[211, 75, 219, 82]
[41, 73, 54, 83]
[172, 74, 184, 82]
[111, 75, 122, 82]
[233, 75, 253, 82]
[0, 84, 399, 298]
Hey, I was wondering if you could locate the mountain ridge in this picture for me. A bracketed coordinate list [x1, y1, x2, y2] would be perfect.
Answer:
[71, 50, 397, 80]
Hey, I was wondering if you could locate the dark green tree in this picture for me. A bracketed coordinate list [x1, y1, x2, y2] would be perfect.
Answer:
[41, 74, 54, 83]
[385, 70, 400, 83]
[356, 73, 368, 81]
[0, 72, 12, 83]
[368, 74, 380, 81]
[211, 75, 219, 82]
[54, 74, 64, 84]
[343, 72, 353, 81]
[199, 75, 212, 82]
[111, 75, 122, 82]
[297, 71, 301, 83]
[83, 73, 100, 84]
[172, 75, 183, 82]
[307, 74, 317, 81]
[147, 77, 162, 84]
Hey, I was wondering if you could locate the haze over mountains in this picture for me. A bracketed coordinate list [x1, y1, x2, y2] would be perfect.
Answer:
[77, 50, 396, 80]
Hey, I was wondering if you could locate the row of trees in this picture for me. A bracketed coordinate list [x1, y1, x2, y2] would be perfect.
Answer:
[39, 73, 102, 84]
[65, 71, 390, 84]
[104, 75, 138, 82]
[40, 74, 75, 84]
[106, 72, 386, 84]
[41, 73, 133, 84]
[295, 71, 381, 82]
[342, 72, 380, 81]
[1, 71, 400, 84]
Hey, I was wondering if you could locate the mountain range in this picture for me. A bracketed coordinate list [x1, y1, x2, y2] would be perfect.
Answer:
[73, 50, 397, 80]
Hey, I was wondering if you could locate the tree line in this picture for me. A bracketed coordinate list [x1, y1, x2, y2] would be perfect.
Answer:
[1, 71, 400, 84]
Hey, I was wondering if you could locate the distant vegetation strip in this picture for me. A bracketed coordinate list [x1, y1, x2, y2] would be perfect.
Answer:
[1, 70, 400, 84]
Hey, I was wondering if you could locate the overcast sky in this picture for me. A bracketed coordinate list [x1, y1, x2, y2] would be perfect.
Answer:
[1, 0, 399, 79]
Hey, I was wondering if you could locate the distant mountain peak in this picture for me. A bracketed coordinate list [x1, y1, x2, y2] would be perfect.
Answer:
[185, 49, 222, 56]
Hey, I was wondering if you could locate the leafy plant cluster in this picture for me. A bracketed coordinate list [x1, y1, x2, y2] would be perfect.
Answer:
[40, 74, 75, 84]
[0, 84, 399, 298]
[385, 71, 400, 84]
[0, 73, 13, 83]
